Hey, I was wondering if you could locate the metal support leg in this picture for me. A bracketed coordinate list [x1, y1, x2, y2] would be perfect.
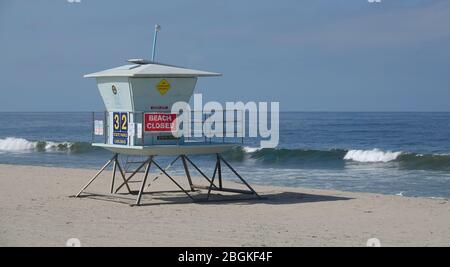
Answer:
[219, 155, 262, 199]
[211, 160, 218, 185]
[135, 157, 153, 206]
[217, 154, 223, 190]
[110, 157, 117, 194]
[76, 154, 117, 197]
[206, 160, 219, 200]
[181, 155, 195, 191]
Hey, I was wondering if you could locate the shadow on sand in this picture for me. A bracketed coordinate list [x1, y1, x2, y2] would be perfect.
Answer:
[74, 190, 353, 207]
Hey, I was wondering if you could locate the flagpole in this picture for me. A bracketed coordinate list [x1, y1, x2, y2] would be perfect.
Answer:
[152, 24, 161, 62]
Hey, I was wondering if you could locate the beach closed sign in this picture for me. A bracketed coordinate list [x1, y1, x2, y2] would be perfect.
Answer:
[144, 113, 177, 132]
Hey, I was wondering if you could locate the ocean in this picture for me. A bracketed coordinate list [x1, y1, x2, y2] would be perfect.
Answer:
[1, 112, 449, 198]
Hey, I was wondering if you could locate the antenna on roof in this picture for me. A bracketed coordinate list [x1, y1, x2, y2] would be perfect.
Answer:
[151, 24, 161, 62]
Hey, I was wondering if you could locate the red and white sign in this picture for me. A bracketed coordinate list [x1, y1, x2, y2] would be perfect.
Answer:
[144, 113, 177, 132]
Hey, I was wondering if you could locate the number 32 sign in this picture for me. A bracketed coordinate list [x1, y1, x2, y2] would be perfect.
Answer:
[112, 112, 128, 145]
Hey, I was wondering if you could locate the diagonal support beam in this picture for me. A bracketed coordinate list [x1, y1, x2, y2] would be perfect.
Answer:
[183, 155, 218, 189]
[151, 159, 194, 201]
[76, 154, 117, 197]
[147, 155, 180, 187]
[115, 157, 152, 193]
[218, 155, 262, 199]
[115, 156, 132, 194]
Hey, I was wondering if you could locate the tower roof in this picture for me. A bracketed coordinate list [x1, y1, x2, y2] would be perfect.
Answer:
[85, 61, 222, 78]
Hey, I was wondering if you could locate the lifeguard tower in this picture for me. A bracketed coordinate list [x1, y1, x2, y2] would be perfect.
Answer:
[75, 26, 261, 206]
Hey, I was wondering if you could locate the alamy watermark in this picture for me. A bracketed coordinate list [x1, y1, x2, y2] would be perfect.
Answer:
[171, 94, 279, 148]
[366, 238, 381, 247]
[66, 238, 81, 247]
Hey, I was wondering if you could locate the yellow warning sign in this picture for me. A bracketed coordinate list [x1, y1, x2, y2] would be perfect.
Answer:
[156, 79, 171, 95]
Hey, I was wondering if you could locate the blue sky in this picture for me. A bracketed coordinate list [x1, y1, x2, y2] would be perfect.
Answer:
[0, 0, 449, 111]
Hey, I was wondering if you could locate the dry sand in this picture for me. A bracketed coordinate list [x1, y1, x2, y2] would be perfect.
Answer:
[0, 164, 449, 247]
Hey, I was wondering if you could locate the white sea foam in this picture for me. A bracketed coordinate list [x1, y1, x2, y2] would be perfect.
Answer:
[344, 149, 402, 163]
[243, 146, 261, 153]
[0, 137, 75, 152]
[0, 137, 36, 151]
[44, 141, 73, 151]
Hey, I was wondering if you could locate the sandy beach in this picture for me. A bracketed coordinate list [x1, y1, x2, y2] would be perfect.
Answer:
[0, 163, 449, 247]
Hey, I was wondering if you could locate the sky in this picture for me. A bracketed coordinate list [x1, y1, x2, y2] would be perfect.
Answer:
[0, 0, 450, 112]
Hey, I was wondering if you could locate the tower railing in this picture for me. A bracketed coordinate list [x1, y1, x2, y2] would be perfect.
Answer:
[91, 110, 245, 146]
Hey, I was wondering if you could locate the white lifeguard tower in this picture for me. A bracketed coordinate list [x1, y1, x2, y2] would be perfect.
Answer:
[75, 26, 261, 205]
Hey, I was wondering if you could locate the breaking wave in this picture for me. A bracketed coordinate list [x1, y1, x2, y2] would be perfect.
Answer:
[1, 137, 450, 172]
[344, 149, 402, 163]
[223, 147, 450, 171]
[0, 137, 95, 153]
[0, 137, 35, 151]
